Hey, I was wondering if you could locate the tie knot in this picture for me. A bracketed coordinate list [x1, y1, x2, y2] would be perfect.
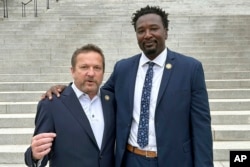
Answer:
[148, 62, 155, 68]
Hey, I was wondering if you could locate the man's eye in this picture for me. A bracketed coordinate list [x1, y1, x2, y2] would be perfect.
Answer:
[137, 29, 144, 34]
[81, 66, 88, 69]
[94, 67, 102, 71]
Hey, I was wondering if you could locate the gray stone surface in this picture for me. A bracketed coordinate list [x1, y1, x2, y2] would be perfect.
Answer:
[0, 0, 250, 166]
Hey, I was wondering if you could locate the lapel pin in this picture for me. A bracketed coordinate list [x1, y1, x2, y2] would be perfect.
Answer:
[165, 63, 172, 70]
[105, 95, 110, 101]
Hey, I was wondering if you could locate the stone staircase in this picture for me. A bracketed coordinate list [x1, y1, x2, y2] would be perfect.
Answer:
[0, 0, 250, 166]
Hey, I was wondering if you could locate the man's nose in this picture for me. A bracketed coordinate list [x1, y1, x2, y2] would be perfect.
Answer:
[144, 30, 152, 38]
[86, 68, 95, 76]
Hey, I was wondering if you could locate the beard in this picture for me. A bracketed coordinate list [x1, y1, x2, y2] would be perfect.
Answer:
[144, 48, 157, 55]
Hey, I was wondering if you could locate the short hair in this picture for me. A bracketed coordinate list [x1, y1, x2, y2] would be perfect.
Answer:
[71, 44, 105, 72]
[131, 5, 169, 31]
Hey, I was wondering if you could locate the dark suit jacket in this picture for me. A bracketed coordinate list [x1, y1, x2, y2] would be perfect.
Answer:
[103, 49, 213, 167]
[25, 85, 116, 167]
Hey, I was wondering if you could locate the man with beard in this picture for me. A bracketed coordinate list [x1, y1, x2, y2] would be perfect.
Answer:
[42, 6, 213, 167]
[24, 44, 115, 167]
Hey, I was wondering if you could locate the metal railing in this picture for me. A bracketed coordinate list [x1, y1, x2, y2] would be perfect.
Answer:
[21, 0, 59, 17]
[47, 0, 59, 10]
[21, 0, 37, 17]
[3, 0, 8, 18]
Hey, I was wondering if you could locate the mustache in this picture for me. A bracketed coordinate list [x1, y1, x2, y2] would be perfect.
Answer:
[84, 78, 97, 83]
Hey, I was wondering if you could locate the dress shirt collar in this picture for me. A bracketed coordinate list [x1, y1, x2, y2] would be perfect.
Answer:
[71, 82, 100, 99]
[140, 48, 167, 67]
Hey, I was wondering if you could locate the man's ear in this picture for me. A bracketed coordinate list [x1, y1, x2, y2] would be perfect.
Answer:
[165, 29, 168, 40]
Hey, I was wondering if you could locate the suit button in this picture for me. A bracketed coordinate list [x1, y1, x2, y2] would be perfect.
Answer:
[99, 155, 103, 159]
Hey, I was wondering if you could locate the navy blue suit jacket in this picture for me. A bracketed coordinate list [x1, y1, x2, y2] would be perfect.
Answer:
[103, 49, 213, 167]
[25, 85, 116, 167]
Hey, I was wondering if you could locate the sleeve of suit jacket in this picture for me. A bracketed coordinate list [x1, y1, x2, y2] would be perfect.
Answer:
[191, 62, 213, 166]
[24, 99, 54, 167]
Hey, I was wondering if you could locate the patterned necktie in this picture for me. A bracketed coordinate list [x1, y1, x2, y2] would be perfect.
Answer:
[137, 62, 155, 148]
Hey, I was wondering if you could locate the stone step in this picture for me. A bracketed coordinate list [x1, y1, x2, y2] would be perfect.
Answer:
[209, 99, 250, 111]
[212, 125, 250, 141]
[206, 79, 250, 89]
[0, 73, 72, 82]
[0, 114, 35, 128]
[205, 71, 250, 80]
[203, 64, 250, 72]
[208, 89, 250, 99]
[211, 111, 250, 125]
[0, 128, 32, 145]
[213, 161, 229, 167]
[0, 164, 28, 167]
[213, 141, 250, 161]
[0, 82, 68, 91]
[0, 91, 43, 102]
[0, 102, 37, 114]
[0, 145, 29, 164]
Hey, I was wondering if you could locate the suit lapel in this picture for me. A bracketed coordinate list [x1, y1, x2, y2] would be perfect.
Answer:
[61, 86, 98, 147]
[157, 49, 176, 106]
[129, 55, 141, 114]
[100, 89, 113, 151]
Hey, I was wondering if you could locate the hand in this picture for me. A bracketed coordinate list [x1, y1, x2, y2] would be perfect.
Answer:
[41, 85, 66, 100]
[31, 133, 56, 160]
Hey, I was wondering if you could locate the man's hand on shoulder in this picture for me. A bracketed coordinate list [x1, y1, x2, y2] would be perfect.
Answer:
[41, 85, 67, 100]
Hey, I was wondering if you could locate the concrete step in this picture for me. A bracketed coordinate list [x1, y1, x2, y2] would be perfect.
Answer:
[211, 111, 250, 125]
[0, 91, 44, 102]
[208, 89, 250, 99]
[213, 161, 229, 167]
[0, 164, 27, 167]
[0, 114, 35, 128]
[205, 71, 250, 80]
[213, 141, 250, 161]
[206, 79, 250, 89]
[0, 66, 70, 75]
[0, 128, 33, 145]
[0, 102, 37, 114]
[0, 145, 29, 164]
[0, 73, 72, 82]
[203, 64, 250, 72]
[209, 99, 250, 111]
[212, 125, 250, 141]
[0, 82, 68, 91]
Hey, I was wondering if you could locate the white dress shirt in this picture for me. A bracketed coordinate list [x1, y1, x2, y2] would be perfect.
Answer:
[72, 83, 104, 150]
[128, 48, 167, 152]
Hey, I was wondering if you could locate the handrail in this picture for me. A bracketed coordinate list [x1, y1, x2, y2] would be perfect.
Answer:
[3, 0, 8, 18]
[34, 0, 37, 17]
[21, 0, 37, 17]
[47, 0, 59, 10]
